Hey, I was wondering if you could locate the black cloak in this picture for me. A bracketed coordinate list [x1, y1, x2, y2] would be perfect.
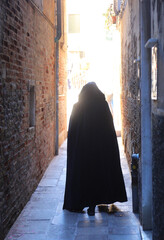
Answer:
[63, 82, 127, 211]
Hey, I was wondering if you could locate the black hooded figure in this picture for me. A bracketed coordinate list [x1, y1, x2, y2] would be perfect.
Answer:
[63, 82, 127, 215]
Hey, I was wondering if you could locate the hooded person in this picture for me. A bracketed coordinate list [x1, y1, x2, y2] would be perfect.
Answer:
[63, 82, 127, 215]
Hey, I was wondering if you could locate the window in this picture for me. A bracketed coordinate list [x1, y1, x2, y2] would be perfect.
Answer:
[80, 51, 85, 59]
[29, 85, 35, 127]
[68, 14, 80, 33]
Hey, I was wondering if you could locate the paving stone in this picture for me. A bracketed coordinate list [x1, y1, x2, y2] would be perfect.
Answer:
[38, 178, 58, 187]
[75, 234, 108, 240]
[7, 220, 50, 235]
[119, 212, 137, 219]
[77, 219, 108, 227]
[55, 201, 65, 215]
[108, 225, 140, 235]
[94, 211, 110, 218]
[59, 174, 66, 181]
[48, 165, 64, 172]
[5, 138, 142, 240]
[76, 226, 108, 235]
[46, 225, 76, 240]
[114, 205, 132, 211]
[21, 209, 55, 220]
[35, 186, 58, 193]
[77, 211, 109, 222]
[5, 233, 46, 240]
[109, 216, 139, 227]
[108, 235, 141, 240]
[51, 213, 78, 226]
[30, 193, 58, 201]
[24, 200, 58, 210]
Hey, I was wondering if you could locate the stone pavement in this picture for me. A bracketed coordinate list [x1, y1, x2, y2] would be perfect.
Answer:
[5, 138, 143, 240]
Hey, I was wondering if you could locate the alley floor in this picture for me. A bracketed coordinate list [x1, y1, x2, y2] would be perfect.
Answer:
[5, 138, 150, 240]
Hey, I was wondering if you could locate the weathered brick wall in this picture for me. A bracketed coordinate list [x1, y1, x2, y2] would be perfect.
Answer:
[120, 0, 141, 166]
[0, 0, 66, 238]
[119, 0, 141, 220]
[120, 1, 164, 237]
[0, 3, 5, 239]
[151, 1, 164, 239]
[58, 0, 67, 146]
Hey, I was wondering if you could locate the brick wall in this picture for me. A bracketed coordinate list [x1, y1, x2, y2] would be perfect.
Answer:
[58, 0, 67, 146]
[0, 0, 67, 238]
[119, 0, 141, 220]
[119, 0, 141, 166]
[118, 0, 164, 237]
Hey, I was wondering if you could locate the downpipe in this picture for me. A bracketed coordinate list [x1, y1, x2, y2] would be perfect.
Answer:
[55, 0, 62, 155]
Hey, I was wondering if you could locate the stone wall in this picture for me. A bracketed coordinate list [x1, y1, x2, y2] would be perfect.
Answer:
[152, 112, 164, 240]
[0, 0, 67, 238]
[119, 0, 141, 166]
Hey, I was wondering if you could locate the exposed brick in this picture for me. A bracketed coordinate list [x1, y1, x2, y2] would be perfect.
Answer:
[120, 0, 141, 166]
[119, 0, 141, 222]
[0, 0, 67, 238]
[58, 0, 67, 146]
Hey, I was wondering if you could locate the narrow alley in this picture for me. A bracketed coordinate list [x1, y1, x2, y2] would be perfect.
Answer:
[5, 138, 144, 240]
[1, 0, 164, 240]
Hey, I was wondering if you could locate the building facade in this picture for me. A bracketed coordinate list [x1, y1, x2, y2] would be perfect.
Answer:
[115, 0, 164, 239]
[151, 1, 164, 239]
[0, 0, 67, 238]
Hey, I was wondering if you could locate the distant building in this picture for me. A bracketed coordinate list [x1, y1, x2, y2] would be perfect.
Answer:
[67, 0, 89, 88]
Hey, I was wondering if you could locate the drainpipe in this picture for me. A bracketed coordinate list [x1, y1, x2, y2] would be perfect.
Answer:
[140, 0, 152, 230]
[55, 0, 62, 155]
